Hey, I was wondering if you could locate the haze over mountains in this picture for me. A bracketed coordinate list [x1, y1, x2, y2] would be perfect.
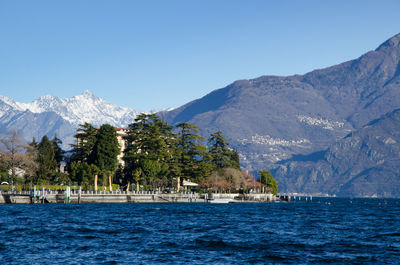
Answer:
[1, 33, 400, 197]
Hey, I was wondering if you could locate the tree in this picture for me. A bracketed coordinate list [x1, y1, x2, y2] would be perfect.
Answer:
[70, 122, 97, 163]
[207, 131, 239, 170]
[126, 114, 175, 161]
[124, 114, 176, 190]
[140, 159, 162, 188]
[133, 168, 142, 192]
[229, 149, 241, 170]
[0, 158, 7, 183]
[37, 135, 57, 182]
[27, 138, 38, 156]
[21, 138, 39, 182]
[0, 131, 28, 188]
[0, 131, 26, 176]
[51, 134, 65, 169]
[259, 170, 278, 195]
[90, 124, 120, 191]
[207, 168, 247, 192]
[176, 123, 206, 182]
[70, 161, 98, 189]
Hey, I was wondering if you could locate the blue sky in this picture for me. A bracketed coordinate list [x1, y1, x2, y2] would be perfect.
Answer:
[1, 0, 399, 111]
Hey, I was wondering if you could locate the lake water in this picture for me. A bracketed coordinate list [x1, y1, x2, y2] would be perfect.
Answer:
[1, 198, 399, 264]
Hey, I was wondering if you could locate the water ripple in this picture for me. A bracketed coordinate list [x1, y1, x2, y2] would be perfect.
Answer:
[0, 198, 399, 264]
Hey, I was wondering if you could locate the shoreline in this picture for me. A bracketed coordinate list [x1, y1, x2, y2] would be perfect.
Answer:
[0, 191, 284, 204]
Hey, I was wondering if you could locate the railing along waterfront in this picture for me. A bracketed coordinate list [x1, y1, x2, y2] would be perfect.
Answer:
[1, 189, 286, 204]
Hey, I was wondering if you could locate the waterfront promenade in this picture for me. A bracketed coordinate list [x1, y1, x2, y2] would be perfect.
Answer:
[0, 189, 281, 204]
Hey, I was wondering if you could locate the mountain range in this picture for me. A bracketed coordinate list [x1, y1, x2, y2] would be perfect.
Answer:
[1, 33, 400, 197]
[274, 108, 400, 197]
[161, 33, 400, 197]
[0, 90, 141, 148]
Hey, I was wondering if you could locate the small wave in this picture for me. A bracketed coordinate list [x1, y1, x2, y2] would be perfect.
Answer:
[76, 227, 98, 233]
[370, 232, 400, 239]
[131, 227, 151, 234]
[159, 241, 180, 248]
[10, 210, 24, 215]
[8, 227, 27, 234]
[195, 238, 229, 250]
[104, 230, 121, 236]
[1, 198, 400, 264]
[143, 207, 167, 213]
[79, 245, 92, 251]
[261, 253, 288, 262]
[84, 235, 100, 240]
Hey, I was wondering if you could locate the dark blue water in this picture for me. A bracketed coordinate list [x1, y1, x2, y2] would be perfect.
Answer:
[1, 198, 399, 264]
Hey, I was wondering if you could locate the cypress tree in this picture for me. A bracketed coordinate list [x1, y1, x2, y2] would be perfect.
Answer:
[90, 124, 120, 190]
[37, 135, 57, 181]
[51, 135, 65, 169]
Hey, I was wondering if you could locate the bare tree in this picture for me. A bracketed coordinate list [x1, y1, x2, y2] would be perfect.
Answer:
[0, 131, 27, 187]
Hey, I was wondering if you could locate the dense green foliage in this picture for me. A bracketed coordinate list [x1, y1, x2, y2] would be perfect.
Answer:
[208, 131, 240, 170]
[52, 135, 65, 168]
[259, 170, 278, 195]
[71, 122, 97, 163]
[176, 123, 206, 183]
[69, 123, 120, 190]
[90, 124, 120, 173]
[0, 133, 67, 187]
[0, 159, 7, 183]
[123, 114, 176, 189]
[37, 136, 57, 181]
[1, 116, 278, 194]
[69, 161, 99, 189]
[121, 115, 247, 191]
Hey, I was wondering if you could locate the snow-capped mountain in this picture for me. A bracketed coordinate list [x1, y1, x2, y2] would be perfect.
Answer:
[0, 91, 143, 149]
[2, 90, 141, 127]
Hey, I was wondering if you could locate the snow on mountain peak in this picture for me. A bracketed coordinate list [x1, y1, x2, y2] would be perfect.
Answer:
[1, 91, 141, 127]
[0, 95, 16, 105]
[0, 96, 18, 116]
[73, 90, 99, 102]
[83, 90, 94, 96]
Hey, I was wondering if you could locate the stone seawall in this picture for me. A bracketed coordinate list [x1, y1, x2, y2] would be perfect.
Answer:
[0, 191, 280, 204]
[0, 194, 31, 204]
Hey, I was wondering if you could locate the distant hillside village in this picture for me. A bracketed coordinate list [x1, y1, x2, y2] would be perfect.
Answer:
[0, 114, 278, 195]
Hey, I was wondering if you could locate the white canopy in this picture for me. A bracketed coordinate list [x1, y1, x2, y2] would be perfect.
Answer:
[182, 180, 199, 187]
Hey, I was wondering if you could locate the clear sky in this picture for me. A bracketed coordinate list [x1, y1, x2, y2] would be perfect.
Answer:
[0, 0, 399, 111]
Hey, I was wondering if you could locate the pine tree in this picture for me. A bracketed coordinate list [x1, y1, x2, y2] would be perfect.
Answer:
[176, 123, 206, 182]
[229, 149, 241, 170]
[71, 122, 97, 163]
[37, 135, 57, 181]
[208, 131, 233, 169]
[51, 134, 65, 169]
[90, 124, 120, 190]
[124, 114, 176, 190]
